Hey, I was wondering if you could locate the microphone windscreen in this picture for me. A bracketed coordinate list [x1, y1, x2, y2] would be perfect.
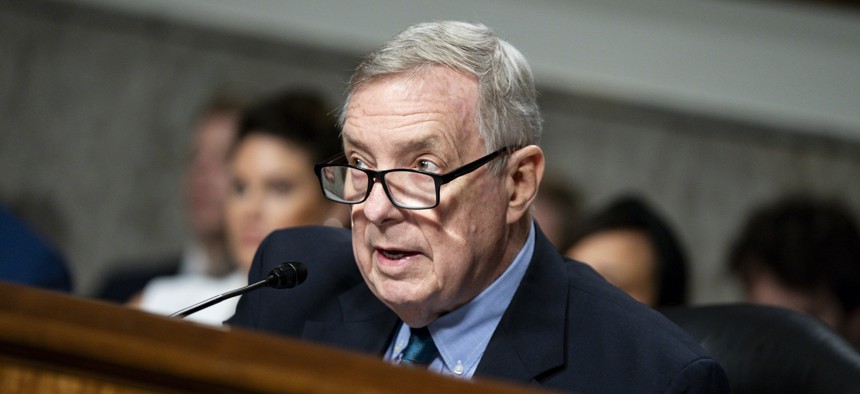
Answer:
[266, 261, 308, 289]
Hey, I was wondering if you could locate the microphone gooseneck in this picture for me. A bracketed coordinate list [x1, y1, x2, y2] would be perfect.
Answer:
[169, 261, 308, 319]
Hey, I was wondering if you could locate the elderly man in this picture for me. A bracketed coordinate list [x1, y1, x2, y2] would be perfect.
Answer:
[229, 21, 728, 393]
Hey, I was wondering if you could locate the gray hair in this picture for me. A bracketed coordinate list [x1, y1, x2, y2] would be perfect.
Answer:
[340, 21, 542, 169]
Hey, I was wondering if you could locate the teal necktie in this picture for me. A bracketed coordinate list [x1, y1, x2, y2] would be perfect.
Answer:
[400, 326, 438, 367]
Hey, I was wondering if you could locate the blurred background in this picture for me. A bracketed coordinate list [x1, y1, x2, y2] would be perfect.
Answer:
[2, 0, 859, 303]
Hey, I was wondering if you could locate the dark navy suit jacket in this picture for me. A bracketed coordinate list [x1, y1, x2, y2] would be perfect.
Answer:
[228, 226, 729, 393]
[0, 205, 71, 292]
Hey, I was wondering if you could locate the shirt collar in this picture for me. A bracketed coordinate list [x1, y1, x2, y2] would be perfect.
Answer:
[180, 241, 209, 275]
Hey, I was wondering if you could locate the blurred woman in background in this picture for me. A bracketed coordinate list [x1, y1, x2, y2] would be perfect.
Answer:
[225, 90, 346, 271]
[564, 195, 689, 307]
[136, 90, 345, 325]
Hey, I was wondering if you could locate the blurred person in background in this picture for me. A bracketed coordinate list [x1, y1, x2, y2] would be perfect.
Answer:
[531, 174, 582, 251]
[728, 195, 860, 349]
[565, 194, 689, 307]
[135, 89, 345, 325]
[0, 203, 72, 292]
[225, 90, 348, 270]
[95, 94, 244, 302]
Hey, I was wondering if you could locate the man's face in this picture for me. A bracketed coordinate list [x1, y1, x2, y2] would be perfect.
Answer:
[343, 67, 512, 326]
[745, 266, 844, 331]
[185, 112, 236, 239]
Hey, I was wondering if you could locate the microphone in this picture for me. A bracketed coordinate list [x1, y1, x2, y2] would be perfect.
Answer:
[169, 261, 308, 319]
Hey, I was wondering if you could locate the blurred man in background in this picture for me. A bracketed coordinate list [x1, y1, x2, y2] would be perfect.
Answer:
[95, 94, 244, 303]
[729, 195, 860, 349]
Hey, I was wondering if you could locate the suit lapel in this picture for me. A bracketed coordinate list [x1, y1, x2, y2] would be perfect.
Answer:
[302, 280, 400, 355]
[476, 227, 568, 383]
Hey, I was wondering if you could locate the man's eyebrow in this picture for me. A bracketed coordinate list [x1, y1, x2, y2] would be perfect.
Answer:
[342, 135, 370, 153]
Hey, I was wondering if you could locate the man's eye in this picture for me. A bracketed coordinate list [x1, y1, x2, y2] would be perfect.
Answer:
[416, 160, 441, 173]
[351, 158, 368, 169]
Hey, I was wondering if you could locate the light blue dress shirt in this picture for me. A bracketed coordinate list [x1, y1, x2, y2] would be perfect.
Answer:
[385, 222, 536, 378]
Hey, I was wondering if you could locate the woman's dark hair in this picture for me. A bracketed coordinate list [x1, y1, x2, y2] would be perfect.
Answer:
[728, 195, 860, 315]
[237, 90, 341, 162]
[567, 195, 689, 306]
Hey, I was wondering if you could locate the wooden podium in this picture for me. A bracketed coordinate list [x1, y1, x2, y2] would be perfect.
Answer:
[0, 281, 549, 393]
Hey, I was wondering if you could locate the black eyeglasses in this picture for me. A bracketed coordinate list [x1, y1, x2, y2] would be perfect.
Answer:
[314, 146, 519, 210]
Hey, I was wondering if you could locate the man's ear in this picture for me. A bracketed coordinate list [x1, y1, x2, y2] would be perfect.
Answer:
[506, 145, 544, 224]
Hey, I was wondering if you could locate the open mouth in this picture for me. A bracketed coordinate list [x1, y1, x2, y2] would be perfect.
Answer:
[378, 248, 419, 260]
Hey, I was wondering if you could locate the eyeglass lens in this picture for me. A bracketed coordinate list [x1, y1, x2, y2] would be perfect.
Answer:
[319, 166, 438, 208]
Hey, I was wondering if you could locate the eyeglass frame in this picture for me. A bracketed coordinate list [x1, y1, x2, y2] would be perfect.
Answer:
[313, 145, 521, 210]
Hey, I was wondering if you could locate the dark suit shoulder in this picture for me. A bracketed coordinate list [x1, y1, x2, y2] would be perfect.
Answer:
[559, 258, 728, 393]
[566, 259, 705, 352]
[228, 226, 364, 335]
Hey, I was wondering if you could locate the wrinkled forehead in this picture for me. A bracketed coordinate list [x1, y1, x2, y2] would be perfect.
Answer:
[348, 67, 477, 116]
[343, 67, 482, 157]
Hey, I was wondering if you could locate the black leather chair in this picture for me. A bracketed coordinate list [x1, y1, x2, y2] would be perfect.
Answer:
[660, 304, 860, 393]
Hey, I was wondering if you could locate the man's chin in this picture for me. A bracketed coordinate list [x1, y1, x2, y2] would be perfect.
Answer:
[375, 280, 420, 301]
[373, 282, 430, 310]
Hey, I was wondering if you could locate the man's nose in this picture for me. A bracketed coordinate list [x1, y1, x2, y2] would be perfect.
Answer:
[361, 179, 401, 224]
